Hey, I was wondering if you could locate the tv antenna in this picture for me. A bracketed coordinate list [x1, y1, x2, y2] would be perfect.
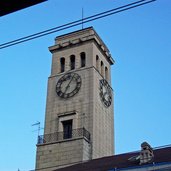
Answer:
[32, 121, 43, 136]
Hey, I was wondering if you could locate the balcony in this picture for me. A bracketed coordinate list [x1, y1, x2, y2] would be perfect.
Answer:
[37, 128, 90, 145]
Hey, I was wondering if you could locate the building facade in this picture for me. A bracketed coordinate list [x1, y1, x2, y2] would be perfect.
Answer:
[35, 27, 115, 171]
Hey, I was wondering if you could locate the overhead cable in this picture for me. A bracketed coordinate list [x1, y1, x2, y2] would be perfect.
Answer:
[0, 0, 156, 49]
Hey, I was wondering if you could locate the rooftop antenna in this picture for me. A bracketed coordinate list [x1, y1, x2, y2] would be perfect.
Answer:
[32, 121, 43, 136]
[82, 7, 84, 29]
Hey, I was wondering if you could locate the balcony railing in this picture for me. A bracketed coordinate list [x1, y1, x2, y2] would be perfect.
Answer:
[37, 128, 90, 145]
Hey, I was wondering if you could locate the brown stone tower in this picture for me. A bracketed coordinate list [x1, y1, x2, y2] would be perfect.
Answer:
[35, 27, 114, 171]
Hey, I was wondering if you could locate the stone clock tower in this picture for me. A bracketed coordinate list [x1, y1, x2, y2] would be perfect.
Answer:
[35, 27, 115, 171]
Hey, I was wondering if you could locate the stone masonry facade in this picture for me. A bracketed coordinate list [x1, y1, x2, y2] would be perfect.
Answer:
[35, 27, 114, 171]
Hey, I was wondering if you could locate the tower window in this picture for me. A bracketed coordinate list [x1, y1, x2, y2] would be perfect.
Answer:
[70, 55, 75, 70]
[101, 61, 104, 77]
[60, 57, 65, 73]
[96, 55, 99, 70]
[80, 52, 86, 67]
[62, 120, 72, 139]
[105, 66, 109, 81]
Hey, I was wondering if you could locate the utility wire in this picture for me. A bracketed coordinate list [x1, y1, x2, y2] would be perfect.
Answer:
[0, 0, 156, 49]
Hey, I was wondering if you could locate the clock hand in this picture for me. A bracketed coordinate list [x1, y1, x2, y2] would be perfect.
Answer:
[64, 74, 75, 93]
[103, 92, 108, 100]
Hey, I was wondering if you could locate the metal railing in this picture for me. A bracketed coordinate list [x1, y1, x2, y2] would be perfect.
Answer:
[37, 127, 90, 145]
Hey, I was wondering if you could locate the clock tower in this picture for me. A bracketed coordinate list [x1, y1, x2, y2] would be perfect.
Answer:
[35, 27, 115, 171]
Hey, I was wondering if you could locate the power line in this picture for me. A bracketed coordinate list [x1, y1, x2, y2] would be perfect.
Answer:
[0, 0, 156, 49]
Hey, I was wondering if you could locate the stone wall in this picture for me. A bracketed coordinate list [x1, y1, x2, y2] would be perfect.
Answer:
[36, 138, 91, 171]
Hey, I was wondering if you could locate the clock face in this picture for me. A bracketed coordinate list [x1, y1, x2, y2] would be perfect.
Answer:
[56, 73, 81, 98]
[99, 79, 112, 107]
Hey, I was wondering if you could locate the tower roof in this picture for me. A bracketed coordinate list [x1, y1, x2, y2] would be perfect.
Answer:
[49, 27, 115, 65]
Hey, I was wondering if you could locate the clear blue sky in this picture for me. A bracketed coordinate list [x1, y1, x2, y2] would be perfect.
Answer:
[0, 0, 171, 171]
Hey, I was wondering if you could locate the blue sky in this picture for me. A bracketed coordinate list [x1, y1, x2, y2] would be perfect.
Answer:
[0, 0, 171, 171]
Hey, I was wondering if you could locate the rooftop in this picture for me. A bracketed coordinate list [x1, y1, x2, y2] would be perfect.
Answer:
[54, 144, 171, 171]
[0, 0, 47, 17]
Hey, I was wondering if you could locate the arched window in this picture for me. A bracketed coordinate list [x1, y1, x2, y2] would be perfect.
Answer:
[60, 57, 65, 73]
[96, 55, 99, 70]
[80, 52, 86, 67]
[105, 67, 109, 81]
[70, 55, 75, 70]
[101, 61, 104, 77]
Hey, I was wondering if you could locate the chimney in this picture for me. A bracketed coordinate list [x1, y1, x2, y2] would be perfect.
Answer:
[140, 142, 154, 165]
